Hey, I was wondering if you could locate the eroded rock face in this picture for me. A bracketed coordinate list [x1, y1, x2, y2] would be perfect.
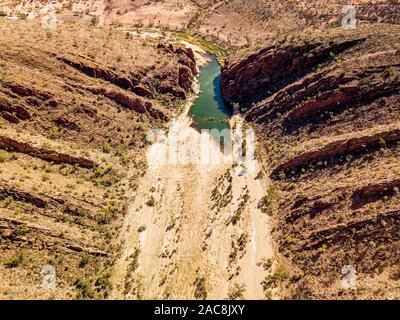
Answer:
[132, 85, 155, 99]
[86, 86, 168, 121]
[60, 44, 197, 103]
[156, 43, 197, 99]
[54, 117, 80, 132]
[0, 135, 96, 168]
[221, 38, 365, 103]
[352, 179, 400, 209]
[0, 184, 48, 208]
[0, 99, 31, 123]
[2, 82, 53, 100]
[270, 127, 400, 178]
[157, 43, 197, 75]
[59, 57, 138, 91]
[2, 112, 19, 123]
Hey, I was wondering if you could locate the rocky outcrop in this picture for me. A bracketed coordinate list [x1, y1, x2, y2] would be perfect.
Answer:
[352, 179, 400, 208]
[2, 82, 53, 100]
[0, 185, 48, 208]
[86, 86, 168, 120]
[0, 216, 109, 257]
[303, 209, 400, 251]
[54, 116, 81, 131]
[0, 97, 32, 124]
[223, 29, 400, 298]
[179, 66, 195, 91]
[0, 135, 96, 168]
[354, 179, 400, 200]
[221, 38, 365, 103]
[157, 81, 187, 99]
[59, 57, 139, 92]
[156, 43, 197, 99]
[284, 70, 400, 123]
[271, 128, 400, 178]
[61, 44, 197, 102]
[132, 84, 155, 99]
[157, 43, 197, 76]
[0, 102, 31, 121]
[75, 105, 98, 118]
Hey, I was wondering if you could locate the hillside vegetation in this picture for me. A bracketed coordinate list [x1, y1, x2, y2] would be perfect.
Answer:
[222, 23, 400, 299]
[0, 18, 196, 299]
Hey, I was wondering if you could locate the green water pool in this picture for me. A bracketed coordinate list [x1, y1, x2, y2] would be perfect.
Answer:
[189, 55, 232, 133]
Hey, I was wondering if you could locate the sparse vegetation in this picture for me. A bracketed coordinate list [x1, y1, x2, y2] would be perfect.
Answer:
[1, 0, 400, 301]
[0, 150, 9, 162]
[5, 252, 24, 268]
[146, 195, 155, 207]
[228, 283, 246, 300]
[194, 276, 207, 300]
[74, 278, 95, 299]
[79, 254, 90, 268]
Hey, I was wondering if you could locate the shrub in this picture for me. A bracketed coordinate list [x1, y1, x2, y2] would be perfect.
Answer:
[228, 283, 246, 300]
[88, 51, 97, 60]
[90, 15, 99, 26]
[102, 143, 111, 153]
[79, 254, 90, 268]
[95, 274, 113, 293]
[94, 164, 112, 178]
[0, 150, 9, 162]
[260, 184, 278, 216]
[261, 264, 289, 290]
[116, 52, 123, 62]
[5, 252, 24, 268]
[194, 276, 207, 300]
[14, 226, 30, 236]
[74, 278, 95, 299]
[146, 196, 155, 207]
[49, 126, 60, 139]
[392, 265, 400, 280]
[3, 195, 14, 207]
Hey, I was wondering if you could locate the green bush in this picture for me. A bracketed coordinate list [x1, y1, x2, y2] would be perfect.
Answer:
[146, 196, 155, 207]
[0, 150, 9, 162]
[79, 254, 90, 268]
[74, 278, 95, 299]
[49, 126, 61, 139]
[228, 283, 246, 300]
[4, 196, 14, 207]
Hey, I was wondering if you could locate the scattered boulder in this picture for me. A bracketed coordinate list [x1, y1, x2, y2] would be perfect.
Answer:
[54, 116, 80, 131]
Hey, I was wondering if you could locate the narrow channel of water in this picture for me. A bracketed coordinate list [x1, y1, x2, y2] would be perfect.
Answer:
[189, 55, 232, 133]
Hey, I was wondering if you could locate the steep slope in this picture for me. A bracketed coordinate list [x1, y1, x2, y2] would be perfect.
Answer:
[222, 23, 400, 299]
[0, 18, 196, 299]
